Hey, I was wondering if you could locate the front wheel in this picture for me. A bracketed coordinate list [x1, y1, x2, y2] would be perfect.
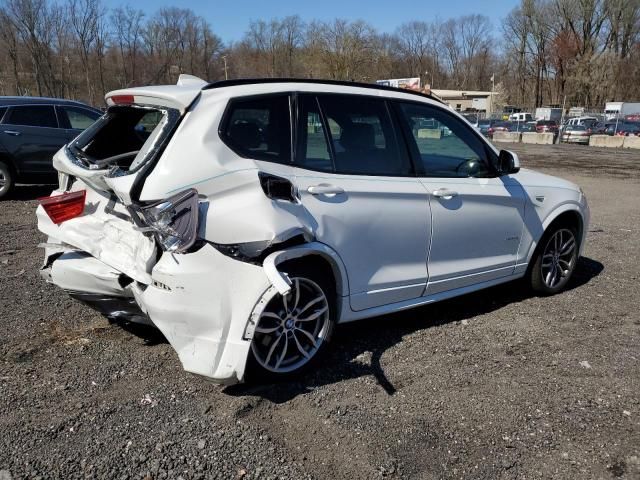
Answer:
[246, 268, 335, 382]
[530, 226, 579, 295]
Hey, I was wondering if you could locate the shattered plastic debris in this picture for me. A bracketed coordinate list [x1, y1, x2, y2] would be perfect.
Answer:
[140, 393, 158, 407]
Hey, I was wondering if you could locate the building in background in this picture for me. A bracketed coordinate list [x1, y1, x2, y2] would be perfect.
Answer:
[430, 89, 494, 113]
[375, 79, 496, 115]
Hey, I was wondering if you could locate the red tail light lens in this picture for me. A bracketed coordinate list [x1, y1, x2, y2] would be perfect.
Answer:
[38, 190, 86, 224]
[110, 94, 135, 105]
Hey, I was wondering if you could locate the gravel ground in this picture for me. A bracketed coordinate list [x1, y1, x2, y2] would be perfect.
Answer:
[0, 143, 639, 479]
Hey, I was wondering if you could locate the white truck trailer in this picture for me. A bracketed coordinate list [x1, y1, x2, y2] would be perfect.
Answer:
[535, 107, 562, 122]
[605, 102, 640, 120]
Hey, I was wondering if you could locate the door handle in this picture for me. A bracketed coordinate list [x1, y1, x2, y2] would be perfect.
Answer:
[433, 188, 459, 198]
[307, 185, 345, 195]
[3, 130, 20, 136]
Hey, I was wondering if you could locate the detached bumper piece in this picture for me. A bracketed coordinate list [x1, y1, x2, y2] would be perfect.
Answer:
[41, 250, 152, 325]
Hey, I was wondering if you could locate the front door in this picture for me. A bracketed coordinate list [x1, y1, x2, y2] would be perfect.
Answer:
[395, 101, 526, 295]
[294, 94, 431, 311]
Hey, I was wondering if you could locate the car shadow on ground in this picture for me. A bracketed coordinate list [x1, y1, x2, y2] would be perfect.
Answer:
[109, 256, 603, 402]
[9, 184, 56, 201]
[225, 256, 604, 403]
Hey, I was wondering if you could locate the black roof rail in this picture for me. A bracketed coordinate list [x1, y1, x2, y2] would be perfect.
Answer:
[202, 78, 443, 104]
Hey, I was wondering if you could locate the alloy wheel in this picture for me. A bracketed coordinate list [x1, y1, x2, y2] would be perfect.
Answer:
[251, 277, 331, 373]
[541, 228, 577, 288]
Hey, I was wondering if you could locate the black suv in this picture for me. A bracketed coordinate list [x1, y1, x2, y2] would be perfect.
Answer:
[0, 97, 102, 198]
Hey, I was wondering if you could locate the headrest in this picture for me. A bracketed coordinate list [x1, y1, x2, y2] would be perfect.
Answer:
[340, 122, 375, 150]
[229, 122, 261, 149]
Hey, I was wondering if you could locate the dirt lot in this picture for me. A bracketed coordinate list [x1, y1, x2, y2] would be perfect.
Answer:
[1, 143, 639, 479]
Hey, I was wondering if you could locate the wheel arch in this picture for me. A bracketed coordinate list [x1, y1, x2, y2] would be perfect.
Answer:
[525, 203, 585, 267]
[0, 151, 18, 179]
[263, 241, 350, 298]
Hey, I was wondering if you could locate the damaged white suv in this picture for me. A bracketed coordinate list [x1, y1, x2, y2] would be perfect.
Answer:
[37, 76, 590, 383]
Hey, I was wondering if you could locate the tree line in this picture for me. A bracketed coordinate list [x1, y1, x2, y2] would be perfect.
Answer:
[0, 0, 638, 110]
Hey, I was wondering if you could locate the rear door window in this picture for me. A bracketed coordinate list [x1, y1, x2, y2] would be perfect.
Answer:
[316, 94, 411, 176]
[297, 95, 333, 172]
[5, 105, 58, 128]
[221, 95, 291, 164]
[59, 106, 101, 130]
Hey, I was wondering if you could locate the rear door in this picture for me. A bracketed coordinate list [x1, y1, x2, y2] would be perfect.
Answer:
[395, 100, 526, 295]
[293, 93, 431, 311]
[1, 104, 64, 179]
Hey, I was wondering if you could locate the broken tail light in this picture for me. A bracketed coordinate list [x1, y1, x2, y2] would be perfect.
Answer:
[136, 189, 199, 254]
[38, 190, 86, 224]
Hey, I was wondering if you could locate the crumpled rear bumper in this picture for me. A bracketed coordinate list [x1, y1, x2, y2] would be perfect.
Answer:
[42, 242, 272, 384]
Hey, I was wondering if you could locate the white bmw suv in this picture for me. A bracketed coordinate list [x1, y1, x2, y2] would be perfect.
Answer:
[37, 76, 590, 383]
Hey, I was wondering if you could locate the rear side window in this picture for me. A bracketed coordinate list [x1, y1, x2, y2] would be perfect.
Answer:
[221, 95, 291, 164]
[5, 105, 58, 128]
[59, 106, 101, 130]
[317, 94, 411, 176]
[0, 107, 6, 122]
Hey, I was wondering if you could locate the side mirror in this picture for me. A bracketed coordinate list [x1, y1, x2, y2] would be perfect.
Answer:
[498, 150, 520, 175]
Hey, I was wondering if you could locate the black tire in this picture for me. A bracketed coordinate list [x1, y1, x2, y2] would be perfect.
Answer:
[530, 224, 579, 295]
[0, 161, 14, 200]
[245, 264, 336, 383]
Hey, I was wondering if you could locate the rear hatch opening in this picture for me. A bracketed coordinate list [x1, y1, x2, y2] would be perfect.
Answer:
[66, 104, 181, 180]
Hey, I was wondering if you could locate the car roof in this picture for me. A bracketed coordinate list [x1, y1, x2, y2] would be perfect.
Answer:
[0, 96, 98, 110]
[203, 78, 444, 104]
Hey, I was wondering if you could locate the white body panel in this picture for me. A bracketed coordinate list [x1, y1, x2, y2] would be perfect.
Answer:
[37, 79, 590, 384]
[420, 176, 526, 294]
[293, 169, 430, 311]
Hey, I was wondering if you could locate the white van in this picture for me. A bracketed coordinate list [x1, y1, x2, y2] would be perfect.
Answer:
[509, 112, 533, 122]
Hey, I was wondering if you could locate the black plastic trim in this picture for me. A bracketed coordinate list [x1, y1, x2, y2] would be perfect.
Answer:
[203, 78, 444, 105]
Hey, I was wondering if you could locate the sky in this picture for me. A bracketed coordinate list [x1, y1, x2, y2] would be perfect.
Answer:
[101, 0, 519, 42]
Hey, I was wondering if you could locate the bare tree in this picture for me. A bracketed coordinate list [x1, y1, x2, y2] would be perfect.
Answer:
[111, 6, 144, 87]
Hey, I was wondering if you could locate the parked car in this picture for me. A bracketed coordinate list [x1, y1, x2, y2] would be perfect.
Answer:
[604, 122, 640, 136]
[561, 116, 598, 132]
[476, 119, 491, 135]
[591, 121, 616, 135]
[535, 120, 559, 134]
[561, 125, 591, 144]
[615, 122, 640, 136]
[507, 122, 536, 133]
[0, 97, 102, 198]
[476, 119, 508, 137]
[37, 76, 590, 384]
[488, 121, 510, 138]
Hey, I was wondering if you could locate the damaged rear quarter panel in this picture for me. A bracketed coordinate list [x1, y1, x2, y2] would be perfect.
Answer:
[136, 91, 317, 247]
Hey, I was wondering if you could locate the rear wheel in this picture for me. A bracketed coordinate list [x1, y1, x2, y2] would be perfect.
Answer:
[0, 161, 14, 199]
[530, 226, 578, 295]
[246, 266, 335, 382]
